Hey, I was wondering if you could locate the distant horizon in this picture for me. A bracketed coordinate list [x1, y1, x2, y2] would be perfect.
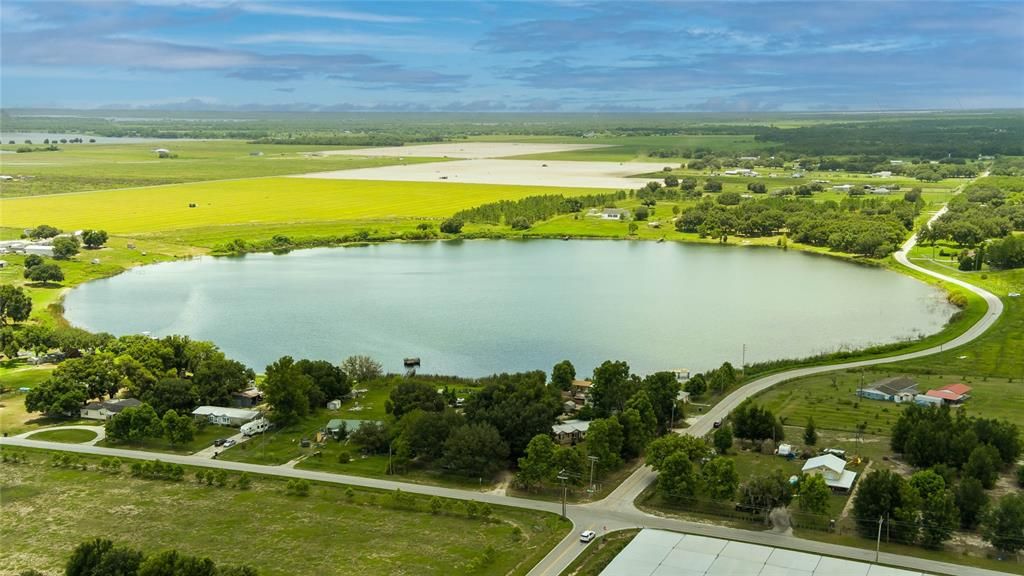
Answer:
[2, 1, 1021, 112]
[3, 105, 1023, 116]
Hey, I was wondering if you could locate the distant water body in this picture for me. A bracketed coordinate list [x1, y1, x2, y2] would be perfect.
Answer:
[0, 132, 200, 144]
[64, 240, 957, 376]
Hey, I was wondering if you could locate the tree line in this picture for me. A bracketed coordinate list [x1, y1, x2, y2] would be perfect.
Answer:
[451, 191, 628, 228]
[22, 537, 259, 576]
[675, 195, 919, 257]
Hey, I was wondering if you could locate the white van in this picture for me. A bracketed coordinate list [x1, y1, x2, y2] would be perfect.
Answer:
[240, 418, 271, 437]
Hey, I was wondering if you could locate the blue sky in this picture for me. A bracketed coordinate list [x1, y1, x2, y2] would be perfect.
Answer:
[2, 1, 1022, 111]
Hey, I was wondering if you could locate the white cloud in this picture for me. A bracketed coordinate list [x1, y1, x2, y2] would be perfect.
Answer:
[232, 32, 461, 53]
[241, 3, 420, 24]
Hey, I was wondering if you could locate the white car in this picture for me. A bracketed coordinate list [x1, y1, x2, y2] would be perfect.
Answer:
[223, 439, 237, 448]
[579, 530, 596, 543]
[1009, 292, 1020, 298]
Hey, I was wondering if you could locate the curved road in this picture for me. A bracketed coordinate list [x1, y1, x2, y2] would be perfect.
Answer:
[0, 206, 1010, 576]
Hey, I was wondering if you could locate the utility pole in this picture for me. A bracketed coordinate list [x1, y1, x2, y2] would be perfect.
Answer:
[875, 516, 884, 563]
[557, 469, 569, 518]
[587, 456, 599, 493]
[742, 343, 746, 368]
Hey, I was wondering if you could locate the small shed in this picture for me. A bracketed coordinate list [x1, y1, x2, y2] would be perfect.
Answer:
[231, 388, 263, 408]
[327, 399, 342, 410]
[802, 454, 856, 491]
[154, 148, 171, 158]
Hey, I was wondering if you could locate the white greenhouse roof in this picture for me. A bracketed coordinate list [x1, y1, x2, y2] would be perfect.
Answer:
[599, 530, 929, 576]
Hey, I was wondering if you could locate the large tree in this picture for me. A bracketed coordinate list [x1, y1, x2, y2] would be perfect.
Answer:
[551, 360, 576, 391]
[141, 377, 198, 416]
[798, 473, 831, 515]
[105, 403, 163, 443]
[24, 376, 88, 416]
[0, 285, 32, 326]
[162, 409, 196, 446]
[192, 355, 253, 406]
[394, 408, 463, 463]
[589, 360, 636, 417]
[585, 416, 624, 473]
[463, 371, 561, 457]
[983, 493, 1024, 555]
[340, 355, 383, 382]
[703, 457, 739, 502]
[657, 452, 699, 503]
[23, 262, 64, 283]
[52, 235, 81, 260]
[641, 371, 680, 431]
[81, 229, 109, 249]
[852, 469, 921, 544]
[920, 489, 959, 549]
[442, 422, 509, 478]
[955, 477, 989, 530]
[261, 356, 313, 427]
[295, 359, 349, 407]
[517, 433, 557, 490]
[387, 381, 445, 419]
[51, 352, 121, 400]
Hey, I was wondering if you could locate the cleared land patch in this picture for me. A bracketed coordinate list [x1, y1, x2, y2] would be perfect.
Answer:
[314, 141, 611, 158]
[0, 453, 569, 576]
[293, 158, 667, 189]
[0, 177, 607, 234]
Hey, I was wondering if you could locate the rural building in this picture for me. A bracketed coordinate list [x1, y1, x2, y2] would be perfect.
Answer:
[80, 398, 142, 421]
[154, 148, 171, 158]
[914, 394, 944, 407]
[325, 419, 379, 438]
[552, 420, 590, 445]
[857, 376, 918, 402]
[870, 171, 893, 178]
[191, 406, 260, 427]
[801, 454, 856, 491]
[923, 383, 972, 405]
[671, 369, 690, 383]
[569, 379, 593, 407]
[775, 443, 794, 457]
[832, 184, 853, 192]
[872, 187, 892, 195]
[231, 388, 262, 408]
[24, 245, 55, 257]
[599, 208, 630, 221]
[326, 399, 342, 410]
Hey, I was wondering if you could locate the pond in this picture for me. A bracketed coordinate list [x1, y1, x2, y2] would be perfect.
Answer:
[64, 240, 957, 376]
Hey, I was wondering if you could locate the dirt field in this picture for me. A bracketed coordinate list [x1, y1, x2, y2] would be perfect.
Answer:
[291, 158, 668, 189]
[312, 142, 611, 159]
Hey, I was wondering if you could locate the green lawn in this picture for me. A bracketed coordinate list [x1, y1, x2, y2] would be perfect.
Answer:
[559, 529, 640, 576]
[753, 371, 1024, 434]
[96, 423, 237, 455]
[0, 140, 442, 196]
[0, 449, 571, 576]
[26, 428, 98, 443]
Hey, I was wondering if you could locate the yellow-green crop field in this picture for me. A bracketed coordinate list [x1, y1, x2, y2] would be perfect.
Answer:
[0, 177, 604, 234]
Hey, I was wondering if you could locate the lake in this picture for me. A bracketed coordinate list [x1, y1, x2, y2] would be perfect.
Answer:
[64, 240, 957, 376]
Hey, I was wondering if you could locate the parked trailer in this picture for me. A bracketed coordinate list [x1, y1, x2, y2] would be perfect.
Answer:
[240, 418, 271, 437]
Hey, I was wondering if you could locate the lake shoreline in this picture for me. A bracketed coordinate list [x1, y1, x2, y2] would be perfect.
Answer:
[58, 235, 964, 377]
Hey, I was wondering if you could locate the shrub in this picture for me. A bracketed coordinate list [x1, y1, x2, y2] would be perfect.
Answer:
[338, 450, 351, 464]
[440, 218, 464, 234]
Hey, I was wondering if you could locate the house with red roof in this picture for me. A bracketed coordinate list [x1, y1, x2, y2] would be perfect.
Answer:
[916, 383, 972, 406]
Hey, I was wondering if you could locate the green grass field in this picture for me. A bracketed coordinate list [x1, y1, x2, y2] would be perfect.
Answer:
[0, 177, 609, 234]
[0, 140, 442, 196]
[25, 428, 98, 443]
[0, 450, 570, 576]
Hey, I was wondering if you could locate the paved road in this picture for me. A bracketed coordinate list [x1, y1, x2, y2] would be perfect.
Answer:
[1, 198, 1011, 576]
